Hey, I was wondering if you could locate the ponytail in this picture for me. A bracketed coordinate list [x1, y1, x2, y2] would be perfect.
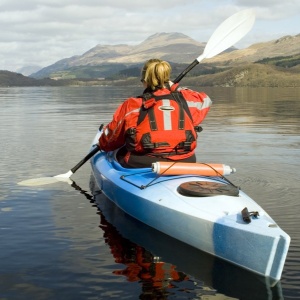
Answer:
[141, 59, 171, 90]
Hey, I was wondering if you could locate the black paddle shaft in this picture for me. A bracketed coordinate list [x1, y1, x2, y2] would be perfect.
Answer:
[173, 59, 199, 84]
[71, 145, 100, 174]
[70, 124, 104, 174]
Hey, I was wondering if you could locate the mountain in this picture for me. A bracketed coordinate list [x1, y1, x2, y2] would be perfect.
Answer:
[31, 33, 207, 79]
[81, 32, 206, 64]
[30, 32, 300, 81]
[3, 32, 299, 87]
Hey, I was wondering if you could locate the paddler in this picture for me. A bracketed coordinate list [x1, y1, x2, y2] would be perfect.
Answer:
[99, 58, 212, 168]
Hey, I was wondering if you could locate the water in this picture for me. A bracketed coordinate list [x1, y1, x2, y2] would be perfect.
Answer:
[0, 86, 299, 299]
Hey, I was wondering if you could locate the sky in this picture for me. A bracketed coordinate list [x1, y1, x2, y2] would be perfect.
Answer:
[0, 0, 299, 73]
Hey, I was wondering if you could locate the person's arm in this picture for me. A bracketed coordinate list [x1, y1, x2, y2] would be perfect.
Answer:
[99, 98, 141, 152]
[180, 89, 212, 125]
[99, 102, 127, 152]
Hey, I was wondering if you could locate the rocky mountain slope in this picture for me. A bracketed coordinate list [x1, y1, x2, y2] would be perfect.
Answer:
[82, 32, 206, 64]
[30, 33, 209, 79]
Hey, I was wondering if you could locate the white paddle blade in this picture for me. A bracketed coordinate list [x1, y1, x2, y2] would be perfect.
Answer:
[18, 171, 73, 186]
[54, 170, 73, 179]
[18, 176, 73, 186]
[197, 9, 256, 62]
[18, 177, 61, 186]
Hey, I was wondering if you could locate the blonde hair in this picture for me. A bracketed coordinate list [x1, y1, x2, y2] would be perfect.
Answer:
[141, 59, 171, 90]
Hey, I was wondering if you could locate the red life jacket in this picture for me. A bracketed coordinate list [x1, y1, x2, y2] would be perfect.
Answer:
[125, 90, 198, 157]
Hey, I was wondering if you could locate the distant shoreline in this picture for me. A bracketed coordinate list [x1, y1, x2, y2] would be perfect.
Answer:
[1, 63, 300, 88]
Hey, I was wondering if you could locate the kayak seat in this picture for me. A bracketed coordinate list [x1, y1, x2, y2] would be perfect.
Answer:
[178, 181, 239, 197]
[115, 146, 127, 165]
[116, 146, 196, 169]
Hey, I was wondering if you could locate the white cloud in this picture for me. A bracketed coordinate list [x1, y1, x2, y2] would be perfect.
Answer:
[0, 0, 299, 72]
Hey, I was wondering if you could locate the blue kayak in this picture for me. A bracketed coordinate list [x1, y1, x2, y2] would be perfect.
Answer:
[90, 129, 290, 282]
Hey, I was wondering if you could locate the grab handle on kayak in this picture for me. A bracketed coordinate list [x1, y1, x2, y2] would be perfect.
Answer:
[241, 207, 259, 223]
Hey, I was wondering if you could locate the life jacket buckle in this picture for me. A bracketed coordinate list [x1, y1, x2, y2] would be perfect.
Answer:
[177, 141, 192, 151]
[194, 126, 203, 133]
[126, 128, 136, 135]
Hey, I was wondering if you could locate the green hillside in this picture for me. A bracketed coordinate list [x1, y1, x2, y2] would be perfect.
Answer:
[0, 70, 72, 87]
[183, 63, 300, 87]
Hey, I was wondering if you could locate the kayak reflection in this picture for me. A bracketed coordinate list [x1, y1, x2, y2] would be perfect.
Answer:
[72, 178, 284, 299]
[100, 210, 189, 298]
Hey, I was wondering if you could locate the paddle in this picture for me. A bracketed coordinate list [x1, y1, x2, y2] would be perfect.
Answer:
[173, 8, 255, 83]
[18, 9, 255, 187]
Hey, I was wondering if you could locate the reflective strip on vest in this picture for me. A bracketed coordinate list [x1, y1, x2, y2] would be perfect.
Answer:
[125, 108, 140, 118]
[111, 108, 140, 136]
[187, 96, 212, 110]
[161, 99, 172, 130]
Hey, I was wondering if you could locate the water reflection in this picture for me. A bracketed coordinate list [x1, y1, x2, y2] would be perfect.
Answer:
[1, 86, 299, 299]
[201, 87, 300, 135]
[99, 213, 189, 299]
[71, 178, 284, 300]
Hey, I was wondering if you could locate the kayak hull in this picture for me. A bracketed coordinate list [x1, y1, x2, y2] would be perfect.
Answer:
[90, 132, 290, 281]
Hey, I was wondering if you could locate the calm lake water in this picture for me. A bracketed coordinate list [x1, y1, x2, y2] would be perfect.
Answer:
[0, 86, 299, 300]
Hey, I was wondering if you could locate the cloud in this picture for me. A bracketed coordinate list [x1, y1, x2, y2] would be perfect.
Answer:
[0, 0, 299, 72]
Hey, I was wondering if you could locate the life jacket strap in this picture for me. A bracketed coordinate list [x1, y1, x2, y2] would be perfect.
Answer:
[137, 91, 192, 127]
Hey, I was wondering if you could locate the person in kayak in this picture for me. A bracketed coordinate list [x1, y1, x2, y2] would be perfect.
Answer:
[99, 58, 212, 168]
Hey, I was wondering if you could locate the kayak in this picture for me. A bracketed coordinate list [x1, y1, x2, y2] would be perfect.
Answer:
[90, 188, 284, 298]
[90, 129, 290, 282]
